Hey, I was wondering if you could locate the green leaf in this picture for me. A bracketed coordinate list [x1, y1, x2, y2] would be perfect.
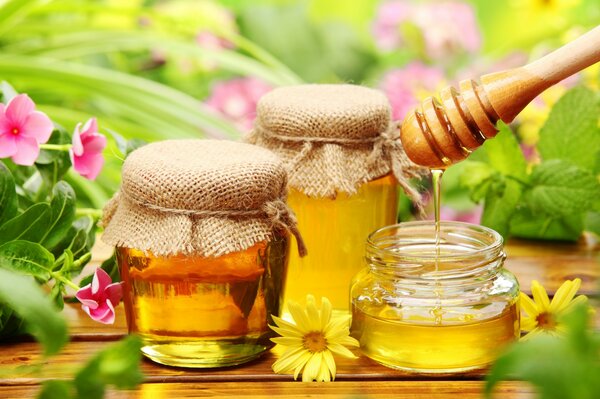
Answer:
[0, 240, 55, 281]
[36, 129, 73, 189]
[510, 208, 584, 241]
[74, 335, 143, 399]
[36, 128, 70, 165]
[0, 267, 68, 356]
[37, 380, 73, 399]
[480, 177, 522, 237]
[527, 160, 600, 217]
[485, 305, 600, 399]
[476, 122, 528, 179]
[0, 162, 18, 225]
[0, 81, 18, 102]
[42, 181, 76, 250]
[0, 203, 51, 244]
[456, 161, 495, 202]
[538, 86, 600, 171]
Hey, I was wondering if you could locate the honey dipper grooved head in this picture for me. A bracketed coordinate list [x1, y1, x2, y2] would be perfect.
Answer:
[400, 79, 500, 168]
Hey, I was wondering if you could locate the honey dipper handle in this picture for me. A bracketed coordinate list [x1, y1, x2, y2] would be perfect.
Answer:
[480, 25, 600, 123]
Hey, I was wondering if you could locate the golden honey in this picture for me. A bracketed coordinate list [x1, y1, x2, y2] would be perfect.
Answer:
[117, 236, 288, 368]
[351, 221, 520, 372]
[284, 174, 398, 316]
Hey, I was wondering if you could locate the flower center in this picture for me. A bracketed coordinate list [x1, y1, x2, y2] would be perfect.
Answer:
[11, 128, 19, 135]
[536, 311, 556, 330]
[303, 331, 328, 353]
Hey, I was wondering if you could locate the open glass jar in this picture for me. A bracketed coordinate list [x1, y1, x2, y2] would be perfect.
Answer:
[351, 221, 520, 373]
[102, 140, 303, 368]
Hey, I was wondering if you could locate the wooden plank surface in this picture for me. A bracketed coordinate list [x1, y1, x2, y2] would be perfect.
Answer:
[0, 238, 597, 398]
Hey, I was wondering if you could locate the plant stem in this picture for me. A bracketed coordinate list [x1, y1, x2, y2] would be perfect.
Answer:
[51, 272, 80, 290]
[75, 208, 103, 219]
[39, 143, 72, 151]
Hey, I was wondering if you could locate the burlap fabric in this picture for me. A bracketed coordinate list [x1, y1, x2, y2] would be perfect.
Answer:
[101, 139, 306, 258]
[247, 84, 423, 202]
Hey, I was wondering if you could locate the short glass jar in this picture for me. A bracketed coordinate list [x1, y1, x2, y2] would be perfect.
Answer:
[117, 236, 288, 368]
[351, 221, 520, 373]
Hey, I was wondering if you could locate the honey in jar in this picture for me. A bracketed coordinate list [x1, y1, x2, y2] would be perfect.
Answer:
[249, 84, 422, 316]
[351, 221, 520, 372]
[102, 140, 303, 367]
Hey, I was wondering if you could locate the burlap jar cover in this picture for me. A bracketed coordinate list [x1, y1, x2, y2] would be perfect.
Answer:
[247, 84, 423, 202]
[101, 139, 306, 258]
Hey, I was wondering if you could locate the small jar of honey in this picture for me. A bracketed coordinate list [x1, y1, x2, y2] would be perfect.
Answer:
[249, 84, 423, 318]
[351, 221, 520, 373]
[101, 140, 304, 368]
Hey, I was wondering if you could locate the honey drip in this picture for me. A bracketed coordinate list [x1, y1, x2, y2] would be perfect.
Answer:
[431, 169, 444, 325]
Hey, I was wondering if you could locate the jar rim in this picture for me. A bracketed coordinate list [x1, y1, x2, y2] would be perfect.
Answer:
[366, 221, 504, 270]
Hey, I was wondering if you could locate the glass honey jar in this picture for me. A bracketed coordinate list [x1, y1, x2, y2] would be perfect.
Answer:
[351, 221, 520, 373]
[102, 140, 304, 368]
[249, 84, 422, 317]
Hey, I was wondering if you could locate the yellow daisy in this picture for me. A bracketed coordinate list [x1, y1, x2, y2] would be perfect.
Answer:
[520, 278, 589, 340]
[270, 295, 359, 382]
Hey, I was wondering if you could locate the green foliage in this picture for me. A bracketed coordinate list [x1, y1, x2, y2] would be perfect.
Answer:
[36, 336, 143, 399]
[456, 87, 600, 240]
[486, 305, 600, 399]
[0, 268, 68, 356]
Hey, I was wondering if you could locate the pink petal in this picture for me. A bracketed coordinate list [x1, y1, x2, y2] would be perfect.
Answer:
[92, 268, 113, 295]
[21, 111, 54, 144]
[0, 134, 17, 157]
[11, 136, 40, 166]
[89, 300, 116, 324]
[104, 282, 123, 307]
[71, 123, 84, 156]
[80, 118, 98, 137]
[81, 133, 107, 154]
[78, 298, 100, 310]
[6, 94, 35, 126]
[73, 152, 105, 180]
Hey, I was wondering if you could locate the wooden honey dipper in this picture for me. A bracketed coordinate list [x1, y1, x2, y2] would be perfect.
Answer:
[400, 25, 600, 168]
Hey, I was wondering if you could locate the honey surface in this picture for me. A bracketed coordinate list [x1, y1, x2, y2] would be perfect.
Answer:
[284, 174, 398, 315]
[351, 301, 519, 372]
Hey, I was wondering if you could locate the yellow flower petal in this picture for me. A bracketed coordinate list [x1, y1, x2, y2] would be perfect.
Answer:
[271, 315, 305, 335]
[531, 280, 550, 311]
[331, 335, 360, 348]
[293, 351, 312, 380]
[560, 294, 588, 314]
[328, 342, 357, 358]
[271, 336, 303, 346]
[317, 357, 332, 382]
[320, 297, 332, 330]
[549, 278, 581, 313]
[305, 296, 321, 331]
[323, 349, 337, 381]
[272, 346, 308, 374]
[520, 327, 541, 341]
[520, 317, 537, 332]
[288, 300, 311, 333]
[302, 352, 322, 382]
[270, 324, 303, 338]
[324, 316, 352, 340]
[520, 292, 539, 318]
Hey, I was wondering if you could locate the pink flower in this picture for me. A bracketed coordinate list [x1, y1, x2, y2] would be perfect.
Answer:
[0, 94, 53, 165]
[76, 268, 122, 324]
[428, 205, 483, 225]
[69, 118, 107, 180]
[205, 77, 273, 131]
[380, 62, 446, 120]
[373, 1, 481, 60]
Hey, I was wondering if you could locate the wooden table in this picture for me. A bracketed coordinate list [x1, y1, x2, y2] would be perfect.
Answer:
[0, 238, 598, 398]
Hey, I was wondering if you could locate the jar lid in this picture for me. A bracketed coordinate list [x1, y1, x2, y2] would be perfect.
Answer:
[101, 140, 305, 258]
[248, 84, 424, 202]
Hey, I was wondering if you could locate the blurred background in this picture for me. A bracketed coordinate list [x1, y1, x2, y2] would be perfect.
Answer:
[2, 0, 598, 224]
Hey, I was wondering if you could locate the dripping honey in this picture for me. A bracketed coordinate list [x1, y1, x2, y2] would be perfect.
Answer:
[284, 174, 398, 317]
[117, 237, 288, 368]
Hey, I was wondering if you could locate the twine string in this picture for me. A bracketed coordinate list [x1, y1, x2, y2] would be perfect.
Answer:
[116, 189, 307, 256]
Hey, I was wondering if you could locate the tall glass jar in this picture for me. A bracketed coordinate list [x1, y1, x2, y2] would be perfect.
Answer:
[248, 84, 422, 317]
[351, 221, 520, 373]
[101, 140, 303, 368]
